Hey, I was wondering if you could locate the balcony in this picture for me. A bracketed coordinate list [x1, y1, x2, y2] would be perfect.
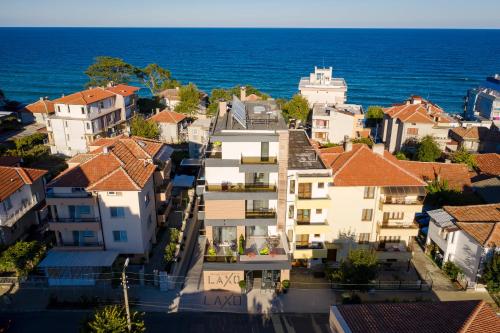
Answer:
[56, 241, 104, 251]
[206, 183, 276, 193]
[0, 196, 39, 227]
[46, 192, 96, 206]
[205, 143, 222, 159]
[295, 195, 330, 209]
[377, 221, 419, 239]
[294, 220, 330, 234]
[380, 197, 423, 206]
[240, 156, 277, 165]
[49, 217, 101, 232]
[245, 209, 276, 219]
[293, 242, 328, 259]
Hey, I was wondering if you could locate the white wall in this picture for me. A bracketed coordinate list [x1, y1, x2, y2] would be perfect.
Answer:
[222, 141, 279, 159]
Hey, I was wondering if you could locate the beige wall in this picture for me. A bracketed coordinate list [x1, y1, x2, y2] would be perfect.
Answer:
[203, 270, 244, 292]
[205, 200, 245, 220]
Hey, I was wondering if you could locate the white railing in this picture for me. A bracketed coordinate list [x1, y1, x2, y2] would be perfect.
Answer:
[0, 196, 38, 227]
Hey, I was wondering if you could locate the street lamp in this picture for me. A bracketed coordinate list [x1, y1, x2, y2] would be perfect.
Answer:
[122, 257, 132, 332]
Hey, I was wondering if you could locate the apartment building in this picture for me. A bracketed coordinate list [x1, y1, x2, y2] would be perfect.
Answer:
[200, 96, 291, 292]
[299, 66, 347, 107]
[0, 166, 47, 246]
[465, 74, 500, 121]
[319, 143, 426, 262]
[381, 96, 458, 153]
[286, 130, 333, 267]
[45, 135, 172, 259]
[311, 103, 365, 144]
[427, 204, 500, 289]
[46, 84, 139, 156]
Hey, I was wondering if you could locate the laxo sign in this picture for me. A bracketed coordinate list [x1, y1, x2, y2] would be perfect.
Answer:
[204, 271, 244, 292]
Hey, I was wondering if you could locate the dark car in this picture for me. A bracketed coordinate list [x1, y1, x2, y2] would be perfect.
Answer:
[415, 212, 430, 227]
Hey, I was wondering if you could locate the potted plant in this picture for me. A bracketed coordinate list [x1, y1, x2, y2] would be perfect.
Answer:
[207, 245, 216, 262]
[238, 234, 245, 255]
[239, 280, 247, 293]
[281, 279, 290, 294]
[259, 246, 269, 255]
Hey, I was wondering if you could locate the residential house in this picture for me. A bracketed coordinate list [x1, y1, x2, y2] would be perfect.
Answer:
[0, 166, 47, 246]
[187, 118, 211, 159]
[473, 153, 500, 181]
[299, 66, 347, 107]
[449, 126, 491, 153]
[381, 96, 458, 153]
[319, 143, 427, 263]
[286, 130, 332, 268]
[329, 300, 500, 333]
[149, 109, 188, 143]
[199, 96, 291, 292]
[158, 87, 209, 115]
[427, 204, 500, 289]
[471, 153, 500, 204]
[45, 136, 172, 259]
[17, 97, 54, 125]
[311, 103, 365, 144]
[46, 84, 139, 156]
[479, 122, 500, 153]
[465, 74, 500, 121]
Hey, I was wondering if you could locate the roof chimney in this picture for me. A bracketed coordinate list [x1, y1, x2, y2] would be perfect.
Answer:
[372, 143, 385, 156]
[343, 136, 352, 152]
[240, 86, 247, 102]
[218, 100, 227, 118]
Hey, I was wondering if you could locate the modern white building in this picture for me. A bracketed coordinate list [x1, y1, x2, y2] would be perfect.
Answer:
[0, 166, 47, 246]
[427, 204, 500, 290]
[188, 118, 211, 158]
[199, 96, 291, 292]
[465, 74, 500, 121]
[46, 84, 139, 156]
[311, 103, 365, 144]
[299, 66, 347, 107]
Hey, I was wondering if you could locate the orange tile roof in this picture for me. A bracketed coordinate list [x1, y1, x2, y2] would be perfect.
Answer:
[383, 97, 452, 125]
[451, 127, 489, 141]
[335, 300, 500, 333]
[106, 84, 140, 97]
[52, 87, 115, 105]
[149, 110, 187, 124]
[0, 166, 47, 201]
[396, 160, 472, 191]
[474, 153, 500, 177]
[319, 144, 426, 186]
[23, 99, 55, 114]
[48, 136, 164, 191]
[444, 204, 500, 246]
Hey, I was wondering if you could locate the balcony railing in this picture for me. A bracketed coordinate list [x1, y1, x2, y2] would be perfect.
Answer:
[46, 192, 92, 198]
[240, 156, 277, 165]
[245, 209, 276, 219]
[50, 217, 100, 223]
[58, 241, 103, 247]
[0, 196, 39, 226]
[380, 197, 423, 205]
[206, 183, 277, 192]
[379, 221, 418, 229]
[295, 242, 325, 250]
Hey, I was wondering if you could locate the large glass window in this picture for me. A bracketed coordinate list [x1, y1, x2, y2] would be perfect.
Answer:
[297, 209, 311, 223]
[298, 183, 312, 199]
[361, 209, 373, 221]
[110, 207, 125, 218]
[213, 227, 237, 245]
[113, 230, 128, 242]
[246, 226, 268, 238]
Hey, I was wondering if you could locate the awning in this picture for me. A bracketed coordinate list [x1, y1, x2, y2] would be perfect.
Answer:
[172, 174, 195, 188]
[38, 250, 119, 268]
[381, 186, 426, 196]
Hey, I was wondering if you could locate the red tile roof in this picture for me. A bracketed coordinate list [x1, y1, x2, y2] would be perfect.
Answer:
[52, 87, 115, 105]
[23, 99, 55, 114]
[0, 166, 47, 201]
[451, 127, 487, 141]
[319, 144, 426, 186]
[474, 153, 500, 177]
[48, 136, 164, 191]
[106, 84, 140, 97]
[383, 97, 453, 125]
[334, 300, 500, 333]
[149, 110, 186, 124]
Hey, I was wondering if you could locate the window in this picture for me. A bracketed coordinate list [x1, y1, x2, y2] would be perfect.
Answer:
[66, 134, 70, 141]
[86, 122, 91, 130]
[289, 180, 295, 194]
[65, 121, 68, 128]
[297, 209, 311, 223]
[113, 230, 128, 242]
[110, 207, 125, 218]
[318, 182, 324, 189]
[361, 209, 373, 221]
[288, 205, 294, 219]
[314, 234, 320, 238]
[3, 197, 13, 211]
[78, 205, 91, 215]
[47, 120, 51, 127]
[145, 192, 150, 207]
[71, 187, 85, 193]
[316, 208, 323, 214]
[57, 106, 61, 112]
[407, 128, 419, 135]
[358, 233, 370, 244]
[364, 187, 375, 199]
[298, 183, 312, 199]
[107, 191, 122, 196]
[81, 107, 85, 114]
[379, 236, 401, 243]
[100, 102, 105, 109]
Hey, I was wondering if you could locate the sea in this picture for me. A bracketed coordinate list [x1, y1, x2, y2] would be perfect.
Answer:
[1, 28, 500, 114]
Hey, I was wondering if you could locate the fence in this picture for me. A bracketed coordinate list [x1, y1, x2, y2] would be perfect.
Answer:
[330, 280, 432, 291]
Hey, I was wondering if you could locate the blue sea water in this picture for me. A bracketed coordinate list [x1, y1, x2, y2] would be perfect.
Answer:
[1, 28, 500, 114]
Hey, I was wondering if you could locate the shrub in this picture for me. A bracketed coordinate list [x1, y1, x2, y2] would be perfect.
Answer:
[416, 136, 441, 162]
[281, 279, 290, 289]
[82, 305, 145, 333]
[259, 246, 269, 255]
[0, 241, 46, 277]
[14, 133, 46, 151]
[207, 246, 216, 256]
[340, 249, 378, 286]
[394, 151, 408, 160]
[238, 234, 245, 255]
[238, 280, 246, 290]
[482, 252, 500, 292]
[442, 261, 462, 281]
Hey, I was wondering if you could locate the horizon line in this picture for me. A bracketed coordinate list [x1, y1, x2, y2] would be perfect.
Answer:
[1, 26, 500, 30]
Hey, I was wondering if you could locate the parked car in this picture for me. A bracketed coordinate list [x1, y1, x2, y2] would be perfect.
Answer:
[415, 212, 430, 227]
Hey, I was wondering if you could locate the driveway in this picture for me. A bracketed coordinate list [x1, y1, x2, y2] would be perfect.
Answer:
[412, 243, 456, 291]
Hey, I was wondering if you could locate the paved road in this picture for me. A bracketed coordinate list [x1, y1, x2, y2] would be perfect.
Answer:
[0, 311, 330, 333]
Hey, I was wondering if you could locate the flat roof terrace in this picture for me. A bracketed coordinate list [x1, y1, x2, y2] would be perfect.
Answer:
[288, 130, 327, 170]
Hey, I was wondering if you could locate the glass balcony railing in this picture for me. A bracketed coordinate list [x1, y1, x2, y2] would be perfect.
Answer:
[206, 183, 277, 192]
[245, 209, 276, 219]
[240, 156, 277, 164]
[50, 217, 100, 223]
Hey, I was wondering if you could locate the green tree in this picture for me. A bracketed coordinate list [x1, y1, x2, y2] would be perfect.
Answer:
[0, 241, 46, 277]
[175, 83, 200, 115]
[351, 137, 374, 148]
[365, 106, 384, 127]
[394, 151, 408, 160]
[416, 136, 441, 162]
[135, 63, 179, 95]
[207, 85, 269, 115]
[130, 115, 159, 139]
[282, 94, 310, 123]
[14, 133, 47, 152]
[451, 147, 477, 169]
[340, 249, 378, 285]
[83, 305, 145, 333]
[442, 261, 462, 281]
[482, 252, 500, 292]
[85, 56, 135, 88]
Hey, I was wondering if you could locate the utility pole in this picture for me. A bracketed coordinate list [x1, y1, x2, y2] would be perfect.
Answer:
[122, 257, 132, 332]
